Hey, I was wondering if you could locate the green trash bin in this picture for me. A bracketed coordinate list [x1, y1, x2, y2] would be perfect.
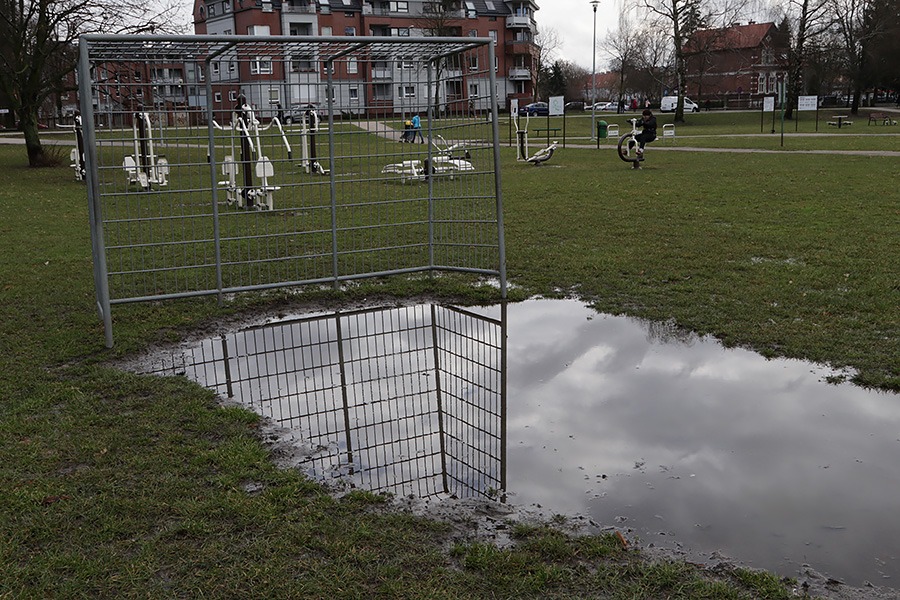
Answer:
[597, 120, 608, 139]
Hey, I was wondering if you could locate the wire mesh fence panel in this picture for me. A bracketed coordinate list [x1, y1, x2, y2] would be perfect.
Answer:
[130, 303, 505, 501]
[78, 35, 505, 345]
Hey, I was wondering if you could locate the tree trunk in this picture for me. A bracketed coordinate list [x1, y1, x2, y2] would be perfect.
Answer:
[18, 108, 46, 167]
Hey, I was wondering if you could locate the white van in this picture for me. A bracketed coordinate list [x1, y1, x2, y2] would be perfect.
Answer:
[660, 96, 700, 113]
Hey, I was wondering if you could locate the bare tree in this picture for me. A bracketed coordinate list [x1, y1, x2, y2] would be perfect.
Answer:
[0, 0, 183, 166]
[605, 15, 645, 111]
[639, 0, 749, 121]
[770, 0, 831, 118]
[534, 26, 560, 99]
[829, 0, 883, 113]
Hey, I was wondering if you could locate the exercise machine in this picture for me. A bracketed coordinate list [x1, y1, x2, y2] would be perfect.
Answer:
[295, 108, 330, 176]
[212, 98, 292, 211]
[69, 115, 85, 182]
[123, 111, 169, 190]
[513, 112, 558, 165]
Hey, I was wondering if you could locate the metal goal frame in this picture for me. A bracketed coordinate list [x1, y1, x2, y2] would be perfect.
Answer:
[77, 34, 507, 346]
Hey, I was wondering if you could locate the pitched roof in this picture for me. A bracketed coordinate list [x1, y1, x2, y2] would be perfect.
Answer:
[685, 22, 777, 53]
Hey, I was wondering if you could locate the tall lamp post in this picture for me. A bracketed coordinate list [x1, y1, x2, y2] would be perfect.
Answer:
[590, 0, 600, 140]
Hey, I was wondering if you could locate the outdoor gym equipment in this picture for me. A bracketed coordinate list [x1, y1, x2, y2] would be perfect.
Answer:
[513, 111, 558, 165]
[380, 134, 475, 183]
[525, 141, 558, 166]
[617, 118, 648, 169]
[212, 98, 292, 211]
[69, 115, 85, 181]
[123, 111, 169, 189]
[294, 108, 330, 176]
[513, 112, 530, 162]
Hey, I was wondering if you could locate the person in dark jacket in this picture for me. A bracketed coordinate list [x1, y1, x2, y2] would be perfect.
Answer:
[635, 109, 657, 160]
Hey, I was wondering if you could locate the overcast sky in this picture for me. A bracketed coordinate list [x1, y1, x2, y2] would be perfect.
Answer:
[536, 0, 630, 72]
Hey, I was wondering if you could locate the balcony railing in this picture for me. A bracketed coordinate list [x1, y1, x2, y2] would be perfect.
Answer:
[282, 3, 316, 13]
[506, 15, 534, 29]
[508, 67, 531, 80]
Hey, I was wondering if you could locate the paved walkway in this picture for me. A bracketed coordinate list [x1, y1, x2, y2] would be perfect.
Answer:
[3, 123, 899, 157]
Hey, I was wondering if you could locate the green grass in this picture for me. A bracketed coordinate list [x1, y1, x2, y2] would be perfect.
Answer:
[2, 124, 897, 598]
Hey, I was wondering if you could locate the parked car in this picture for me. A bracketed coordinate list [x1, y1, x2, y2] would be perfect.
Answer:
[589, 101, 615, 111]
[519, 102, 549, 116]
[284, 103, 320, 124]
[660, 96, 700, 112]
[564, 101, 585, 112]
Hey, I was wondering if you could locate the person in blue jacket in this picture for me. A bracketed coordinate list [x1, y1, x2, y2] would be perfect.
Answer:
[411, 113, 424, 143]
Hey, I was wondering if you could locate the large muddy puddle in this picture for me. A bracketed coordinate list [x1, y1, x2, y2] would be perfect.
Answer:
[130, 299, 900, 589]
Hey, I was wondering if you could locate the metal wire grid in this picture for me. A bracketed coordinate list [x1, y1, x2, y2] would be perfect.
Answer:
[132, 303, 505, 500]
[434, 305, 506, 499]
[79, 36, 506, 347]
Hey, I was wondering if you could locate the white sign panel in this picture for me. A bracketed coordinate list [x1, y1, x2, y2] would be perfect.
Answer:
[549, 96, 565, 117]
[510, 99, 519, 115]
[763, 96, 775, 112]
[798, 95, 818, 111]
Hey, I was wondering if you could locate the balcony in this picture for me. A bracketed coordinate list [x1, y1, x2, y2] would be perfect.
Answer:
[508, 67, 531, 80]
[506, 38, 539, 54]
[372, 68, 393, 80]
[506, 15, 533, 29]
[282, 4, 316, 14]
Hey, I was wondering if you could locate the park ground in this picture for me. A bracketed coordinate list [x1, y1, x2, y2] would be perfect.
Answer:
[1, 108, 898, 598]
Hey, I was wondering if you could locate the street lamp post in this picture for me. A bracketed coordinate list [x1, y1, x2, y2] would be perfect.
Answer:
[590, 0, 600, 140]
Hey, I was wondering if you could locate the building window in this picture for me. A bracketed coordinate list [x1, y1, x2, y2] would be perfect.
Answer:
[251, 57, 272, 75]
[208, 2, 216, 16]
[373, 83, 391, 99]
[445, 80, 462, 99]
[345, 26, 356, 36]
[469, 83, 479, 98]
[247, 25, 270, 36]
[390, 27, 410, 36]
[292, 55, 314, 71]
[223, 0, 230, 11]
[321, 26, 333, 36]
[349, 87, 359, 101]
[214, 91, 222, 102]
[228, 61, 235, 72]
[229, 90, 238, 102]
[467, 54, 479, 70]
[212, 62, 220, 75]
[489, 30, 497, 45]
[347, 58, 358, 74]
[400, 85, 415, 98]
[757, 72, 766, 94]
[268, 88, 280, 104]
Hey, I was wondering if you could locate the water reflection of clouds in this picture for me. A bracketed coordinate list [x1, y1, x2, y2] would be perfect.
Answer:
[500, 299, 900, 587]
[136, 298, 900, 589]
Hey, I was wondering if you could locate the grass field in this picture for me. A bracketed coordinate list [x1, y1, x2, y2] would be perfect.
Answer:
[1, 112, 898, 598]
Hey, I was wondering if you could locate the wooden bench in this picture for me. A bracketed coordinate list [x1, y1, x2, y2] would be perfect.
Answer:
[868, 112, 898, 125]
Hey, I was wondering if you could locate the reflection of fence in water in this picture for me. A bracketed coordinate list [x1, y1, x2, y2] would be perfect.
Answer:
[140, 304, 505, 500]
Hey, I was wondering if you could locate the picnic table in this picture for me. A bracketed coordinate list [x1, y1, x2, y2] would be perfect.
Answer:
[534, 127, 561, 146]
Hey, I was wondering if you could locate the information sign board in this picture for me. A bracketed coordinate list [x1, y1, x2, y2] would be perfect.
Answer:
[798, 96, 818, 111]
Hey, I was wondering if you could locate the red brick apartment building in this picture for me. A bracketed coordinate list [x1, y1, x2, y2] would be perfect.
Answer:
[683, 21, 789, 105]
[192, 0, 541, 116]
